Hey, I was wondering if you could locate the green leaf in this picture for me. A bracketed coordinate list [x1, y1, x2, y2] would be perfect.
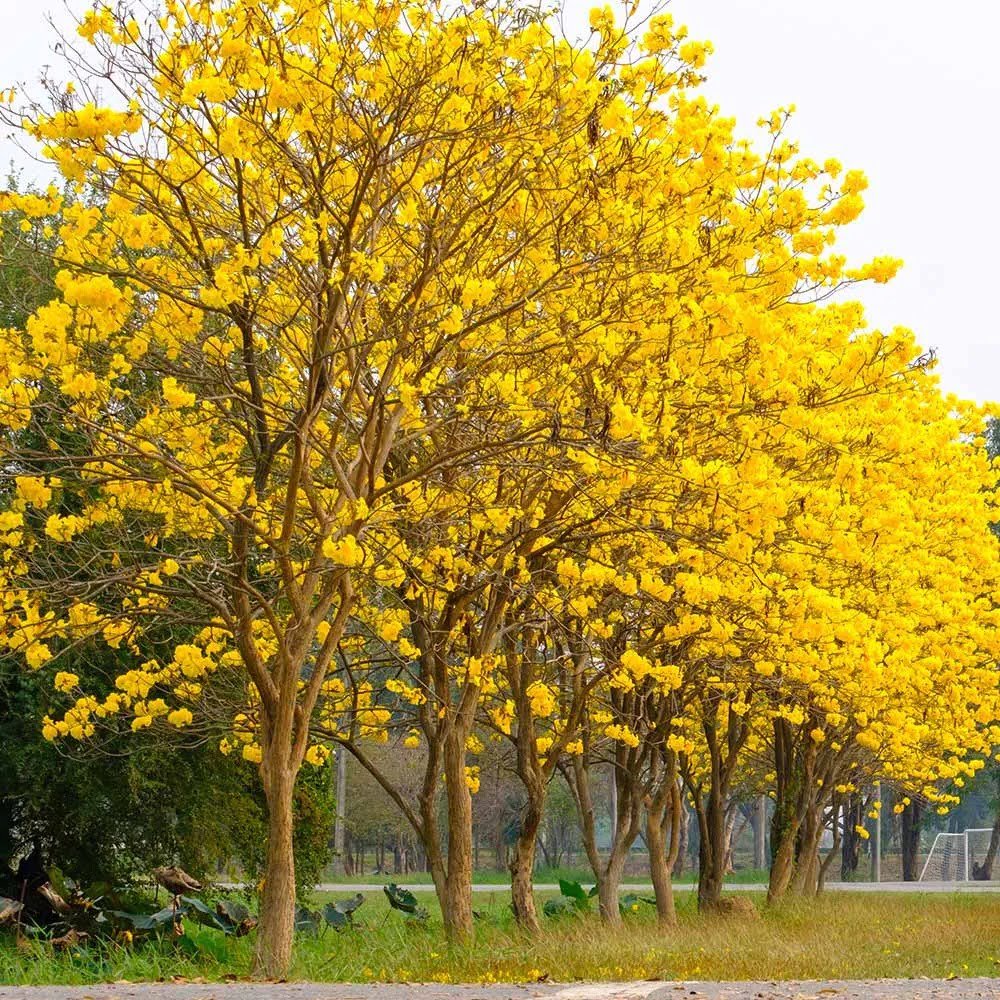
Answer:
[322, 894, 364, 931]
[294, 906, 321, 935]
[322, 904, 350, 930]
[215, 899, 251, 925]
[555, 879, 596, 911]
[558, 878, 588, 901]
[543, 897, 570, 918]
[174, 934, 200, 957]
[102, 905, 177, 934]
[47, 867, 75, 901]
[334, 892, 365, 915]
[81, 881, 113, 905]
[383, 883, 419, 914]
[178, 895, 229, 933]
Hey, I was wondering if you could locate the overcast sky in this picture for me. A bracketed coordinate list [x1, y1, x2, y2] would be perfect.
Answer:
[2, 0, 997, 403]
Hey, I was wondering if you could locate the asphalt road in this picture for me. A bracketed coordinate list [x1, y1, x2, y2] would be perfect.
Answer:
[3, 980, 1000, 999]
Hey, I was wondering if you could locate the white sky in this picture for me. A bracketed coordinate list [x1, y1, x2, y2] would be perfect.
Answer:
[2, 0, 997, 404]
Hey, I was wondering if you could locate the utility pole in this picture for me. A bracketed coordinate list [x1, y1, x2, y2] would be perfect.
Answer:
[755, 795, 767, 870]
[334, 746, 348, 874]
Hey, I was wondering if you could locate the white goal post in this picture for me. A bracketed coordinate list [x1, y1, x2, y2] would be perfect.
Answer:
[919, 828, 994, 882]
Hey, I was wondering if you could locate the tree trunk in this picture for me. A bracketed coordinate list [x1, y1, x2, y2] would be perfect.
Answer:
[254, 755, 297, 979]
[597, 848, 626, 926]
[790, 802, 822, 896]
[817, 800, 841, 894]
[695, 784, 727, 911]
[510, 785, 544, 933]
[722, 802, 742, 875]
[767, 821, 797, 903]
[442, 728, 474, 939]
[510, 831, 540, 933]
[647, 771, 681, 927]
[841, 794, 862, 881]
[900, 799, 922, 881]
[538, 831, 554, 868]
[568, 744, 644, 927]
[767, 717, 819, 904]
[672, 797, 688, 877]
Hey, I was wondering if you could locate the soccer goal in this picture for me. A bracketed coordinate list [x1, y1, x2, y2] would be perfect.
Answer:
[919, 828, 995, 882]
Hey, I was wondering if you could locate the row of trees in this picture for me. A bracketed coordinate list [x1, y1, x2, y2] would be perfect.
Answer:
[2, 0, 999, 978]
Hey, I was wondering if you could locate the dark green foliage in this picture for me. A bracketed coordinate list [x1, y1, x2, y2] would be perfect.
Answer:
[235, 761, 337, 898]
[322, 894, 364, 931]
[294, 907, 322, 935]
[542, 896, 571, 917]
[0, 653, 269, 887]
[0, 173, 59, 330]
[4, 875, 256, 946]
[558, 878, 598, 904]
[383, 884, 428, 921]
[543, 879, 599, 918]
[0, 176, 337, 888]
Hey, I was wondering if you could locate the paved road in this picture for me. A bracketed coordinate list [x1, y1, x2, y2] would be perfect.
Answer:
[3, 980, 1000, 999]
[311, 881, 1000, 894]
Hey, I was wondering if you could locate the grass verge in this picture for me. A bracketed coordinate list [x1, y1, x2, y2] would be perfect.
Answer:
[3, 890, 1000, 985]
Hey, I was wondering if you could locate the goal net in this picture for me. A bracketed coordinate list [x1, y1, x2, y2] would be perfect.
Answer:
[919, 828, 995, 882]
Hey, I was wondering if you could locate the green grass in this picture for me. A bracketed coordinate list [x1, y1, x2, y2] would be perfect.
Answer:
[4, 890, 1000, 985]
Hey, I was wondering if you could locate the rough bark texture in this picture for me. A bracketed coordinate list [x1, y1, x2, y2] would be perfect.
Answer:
[510, 792, 543, 933]
[442, 728, 474, 940]
[752, 795, 767, 869]
[901, 799, 923, 881]
[596, 848, 626, 925]
[767, 827, 797, 903]
[254, 754, 297, 979]
[684, 689, 751, 913]
[694, 785, 727, 911]
[646, 766, 681, 927]
[789, 803, 822, 896]
[767, 717, 823, 904]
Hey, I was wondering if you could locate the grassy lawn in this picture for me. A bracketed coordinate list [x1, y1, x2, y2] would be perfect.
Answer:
[4, 890, 1000, 985]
